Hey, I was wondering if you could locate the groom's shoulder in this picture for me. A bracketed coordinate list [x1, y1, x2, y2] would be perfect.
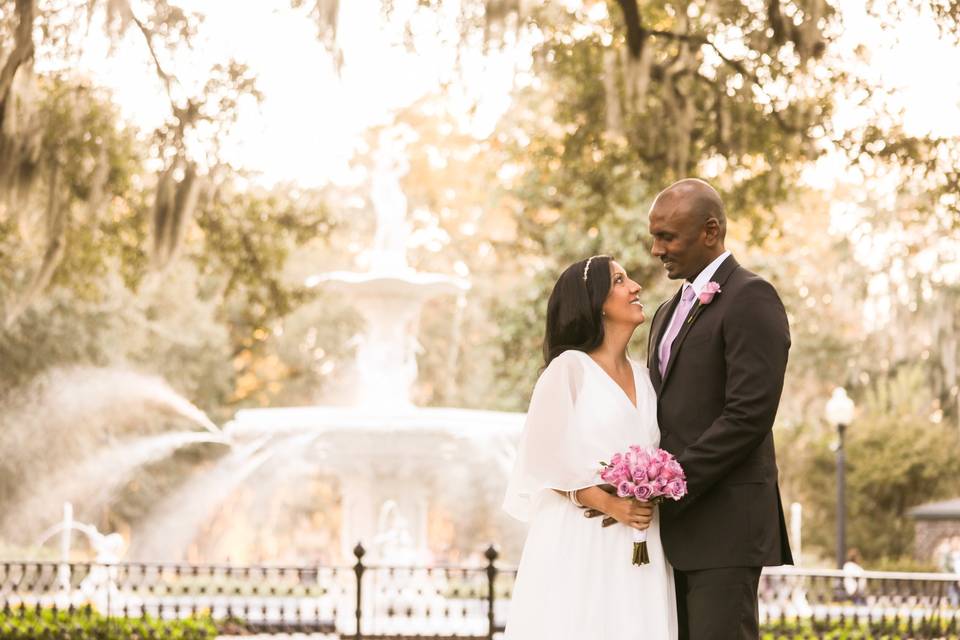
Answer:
[729, 264, 780, 295]
[723, 266, 787, 317]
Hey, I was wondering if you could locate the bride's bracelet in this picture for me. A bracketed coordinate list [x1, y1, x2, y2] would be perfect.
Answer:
[568, 489, 584, 508]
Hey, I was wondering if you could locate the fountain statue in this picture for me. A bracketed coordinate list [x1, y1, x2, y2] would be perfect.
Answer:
[373, 500, 421, 565]
[306, 129, 469, 408]
[369, 134, 413, 274]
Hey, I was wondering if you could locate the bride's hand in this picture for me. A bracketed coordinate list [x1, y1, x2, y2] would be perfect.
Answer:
[573, 486, 652, 530]
[607, 497, 653, 531]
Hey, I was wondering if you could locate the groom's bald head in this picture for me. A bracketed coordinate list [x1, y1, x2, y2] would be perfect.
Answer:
[651, 179, 727, 240]
[648, 178, 727, 281]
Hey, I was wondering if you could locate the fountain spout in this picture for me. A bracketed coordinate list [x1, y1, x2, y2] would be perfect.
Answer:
[307, 131, 468, 408]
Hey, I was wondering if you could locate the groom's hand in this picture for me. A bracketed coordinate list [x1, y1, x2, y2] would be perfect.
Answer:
[584, 509, 617, 527]
[585, 483, 617, 526]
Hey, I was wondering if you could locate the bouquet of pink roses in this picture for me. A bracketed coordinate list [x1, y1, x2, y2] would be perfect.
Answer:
[599, 446, 687, 565]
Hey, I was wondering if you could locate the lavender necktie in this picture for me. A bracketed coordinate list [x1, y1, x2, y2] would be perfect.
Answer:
[658, 285, 696, 378]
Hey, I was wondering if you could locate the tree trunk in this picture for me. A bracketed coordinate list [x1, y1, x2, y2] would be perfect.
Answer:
[0, 0, 36, 112]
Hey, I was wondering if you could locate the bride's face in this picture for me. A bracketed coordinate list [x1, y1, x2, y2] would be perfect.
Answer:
[602, 261, 645, 326]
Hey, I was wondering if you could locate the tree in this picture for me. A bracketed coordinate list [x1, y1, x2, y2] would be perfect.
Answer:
[0, 0, 265, 326]
[796, 366, 960, 565]
[297, 0, 845, 226]
[0, 0, 347, 412]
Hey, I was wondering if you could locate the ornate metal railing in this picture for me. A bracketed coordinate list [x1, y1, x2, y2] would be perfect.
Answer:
[759, 566, 960, 637]
[1, 547, 959, 638]
[0, 545, 505, 638]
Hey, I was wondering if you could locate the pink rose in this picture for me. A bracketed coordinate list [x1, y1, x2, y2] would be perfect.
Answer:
[612, 469, 630, 485]
[645, 460, 664, 482]
[634, 484, 655, 501]
[699, 281, 721, 305]
[666, 479, 687, 500]
[662, 461, 684, 481]
[617, 480, 635, 497]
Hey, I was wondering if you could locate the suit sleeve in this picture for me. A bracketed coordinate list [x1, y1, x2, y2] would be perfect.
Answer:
[674, 278, 790, 505]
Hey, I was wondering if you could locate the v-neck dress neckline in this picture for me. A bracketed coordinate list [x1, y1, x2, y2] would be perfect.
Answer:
[577, 351, 640, 410]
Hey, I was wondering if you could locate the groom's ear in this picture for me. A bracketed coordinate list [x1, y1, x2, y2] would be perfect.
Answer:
[703, 217, 722, 246]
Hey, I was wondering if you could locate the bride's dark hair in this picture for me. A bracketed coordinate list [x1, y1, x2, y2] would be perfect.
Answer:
[543, 255, 612, 366]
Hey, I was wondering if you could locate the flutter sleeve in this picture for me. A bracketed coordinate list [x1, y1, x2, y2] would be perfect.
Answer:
[502, 351, 599, 522]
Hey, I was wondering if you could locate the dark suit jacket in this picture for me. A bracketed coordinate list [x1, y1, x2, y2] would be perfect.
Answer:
[647, 255, 794, 571]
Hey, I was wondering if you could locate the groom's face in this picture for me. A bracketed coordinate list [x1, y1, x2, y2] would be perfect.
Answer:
[648, 203, 709, 281]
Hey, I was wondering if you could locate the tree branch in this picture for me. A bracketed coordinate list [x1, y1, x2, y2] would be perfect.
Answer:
[0, 0, 36, 104]
[611, 1, 801, 135]
[614, 0, 647, 58]
[127, 10, 177, 106]
[767, 0, 787, 45]
[647, 28, 800, 134]
[617, 0, 799, 133]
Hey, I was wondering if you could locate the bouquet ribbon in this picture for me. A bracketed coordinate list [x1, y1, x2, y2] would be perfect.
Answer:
[632, 528, 650, 566]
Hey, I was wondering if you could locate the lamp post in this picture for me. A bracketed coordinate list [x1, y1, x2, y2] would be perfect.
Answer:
[826, 387, 855, 569]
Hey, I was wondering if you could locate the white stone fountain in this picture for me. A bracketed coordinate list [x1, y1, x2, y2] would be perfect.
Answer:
[228, 137, 522, 563]
[125, 133, 525, 564]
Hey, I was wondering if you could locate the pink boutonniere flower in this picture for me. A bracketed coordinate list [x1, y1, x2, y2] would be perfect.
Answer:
[699, 281, 721, 305]
[687, 281, 721, 325]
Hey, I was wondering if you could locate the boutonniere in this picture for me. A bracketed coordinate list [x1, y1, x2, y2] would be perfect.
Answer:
[686, 281, 721, 325]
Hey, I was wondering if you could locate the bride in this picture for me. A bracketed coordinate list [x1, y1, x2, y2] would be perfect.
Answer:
[502, 255, 677, 639]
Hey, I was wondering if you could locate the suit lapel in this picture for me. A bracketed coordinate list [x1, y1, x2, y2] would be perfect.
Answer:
[661, 255, 740, 389]
[648, 289, 682, 393]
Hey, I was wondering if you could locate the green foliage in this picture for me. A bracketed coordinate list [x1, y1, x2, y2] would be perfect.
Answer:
[0, 72, 341, 413]
[761, 614, 960, 639]
[761, 628, 959, 640]
[0, 75, 144, 314]
[795, 366, 960, 563]
[0, 607, 217, 639]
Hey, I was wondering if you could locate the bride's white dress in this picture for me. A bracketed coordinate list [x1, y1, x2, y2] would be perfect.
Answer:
[502, 349, 677, 639]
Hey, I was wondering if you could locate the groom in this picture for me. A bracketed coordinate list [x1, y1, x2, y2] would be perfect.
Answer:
[646, 178, 793, 639]
[589, 178, 793, 638]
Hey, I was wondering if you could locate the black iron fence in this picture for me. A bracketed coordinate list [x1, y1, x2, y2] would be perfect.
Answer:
[0, 544, 508, 638]
[1, 547, 959, 638]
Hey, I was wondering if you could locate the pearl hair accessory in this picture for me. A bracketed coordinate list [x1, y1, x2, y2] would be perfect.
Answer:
[582, 255, 606, 282]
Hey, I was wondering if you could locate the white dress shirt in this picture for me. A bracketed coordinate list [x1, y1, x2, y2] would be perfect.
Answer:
[657, 250, 731, 355]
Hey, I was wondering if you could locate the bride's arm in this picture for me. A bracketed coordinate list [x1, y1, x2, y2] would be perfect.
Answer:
[561, 486, 653, 531]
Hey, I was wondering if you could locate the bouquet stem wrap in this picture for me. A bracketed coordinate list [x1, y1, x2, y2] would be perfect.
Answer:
[632, 530, 650, 566]
[599, 446, 687, 567]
